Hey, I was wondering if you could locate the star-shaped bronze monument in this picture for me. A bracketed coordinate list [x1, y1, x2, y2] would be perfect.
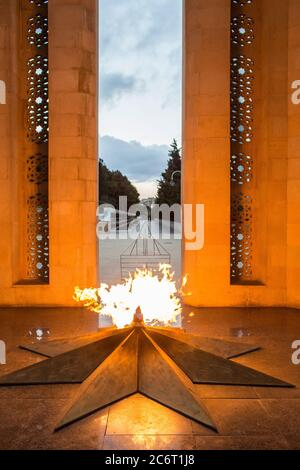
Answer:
[0, 323, 293, 431]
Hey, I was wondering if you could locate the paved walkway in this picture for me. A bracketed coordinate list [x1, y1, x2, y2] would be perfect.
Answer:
[99, 219, 182, 285]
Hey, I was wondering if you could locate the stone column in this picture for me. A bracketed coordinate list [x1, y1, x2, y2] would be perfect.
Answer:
[0, 0, 14, 292]
[182, 0, 232, 306]
[182, 0, 291, 307]
[48, 0, 98, 304]
[287, 0, 300, 307]
[0, 0, 98, 305]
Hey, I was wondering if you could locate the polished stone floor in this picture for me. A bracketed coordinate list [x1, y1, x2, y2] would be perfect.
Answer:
[0, 306, 299, 450]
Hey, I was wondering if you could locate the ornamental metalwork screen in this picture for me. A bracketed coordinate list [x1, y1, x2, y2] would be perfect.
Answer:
[22, 0, 49, 282]
[230, 0, 256, 284]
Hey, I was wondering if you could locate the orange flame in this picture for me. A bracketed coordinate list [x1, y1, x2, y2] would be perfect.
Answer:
[74, 264, 185, 329]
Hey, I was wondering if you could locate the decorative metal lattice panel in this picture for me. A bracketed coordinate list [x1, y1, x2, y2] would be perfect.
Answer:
[27, 55, 49, 143]
[27, 153, 48, 184]
[30, 0, 48, 6]
[231, 194, 253, 280]
[231, 152, 253, 185]
[230, 0, 255, 283]
[231, 55, 254, 144]
[28, 14, 48, 48]
[231, 14, 254, 48]
[232, 0, 253, 6]
[23, 0, 49, 282]
[27, 194, 49, 280]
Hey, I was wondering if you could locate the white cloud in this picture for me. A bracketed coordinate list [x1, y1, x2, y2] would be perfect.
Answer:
[133, 181, 158, 199]
[101, 72, 145, 104]
[100, 135, 169, 183]
[99, 0, 182, 146]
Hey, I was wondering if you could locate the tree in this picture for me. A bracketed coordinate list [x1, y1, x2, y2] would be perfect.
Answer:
[156, 139, 181, 206]
[98, 159, 140, 209]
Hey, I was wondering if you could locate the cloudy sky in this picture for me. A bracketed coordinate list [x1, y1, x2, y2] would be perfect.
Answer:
[99, 0, 182, 198]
